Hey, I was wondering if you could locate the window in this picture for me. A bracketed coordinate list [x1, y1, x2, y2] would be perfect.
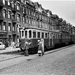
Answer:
[11, 2, 14, 8]
[29, 30, 32, 38]
[12, 13, 15, 20]
[29, 19, 31, 24]
[3, 9, 6, 18]
[25, 18, 26, 23]
[34, 12, 35, 17]
[8, 23, 11, 31]
[31, 11, 33, 16]
[17, 3, 20, 10]
[0, 24, 2, 30]
[17, 24, 19, 32]
[13, 24, 15, 31]
[37, 32, 40, 38]
[25, 31, 27, 38]
[22, 16, 25, 23]
[3, 0, 5, 5]
[21, 0, 23, 2]
[3, 22, 6, 31]
[19, 31, 21, 38]
[8, 0, 10, 6]
[39, 14, 41, 20]
[29, 10, 30, 15]
[32, 20, 33, 25]
[23, 7, 24, 13]
[33, 31, 36, 38]
[8, 10, 11, 18]
[17, 14, 20, 21]
[26, 18, 28, 23]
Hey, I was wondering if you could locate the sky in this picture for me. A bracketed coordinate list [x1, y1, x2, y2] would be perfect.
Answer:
[32, 0, 75, 26]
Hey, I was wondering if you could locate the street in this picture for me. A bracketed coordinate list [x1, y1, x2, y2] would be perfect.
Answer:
[0, 45, 75, 75]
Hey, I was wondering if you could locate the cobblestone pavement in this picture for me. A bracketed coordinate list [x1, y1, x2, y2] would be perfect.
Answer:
[0, 45, 75, 75]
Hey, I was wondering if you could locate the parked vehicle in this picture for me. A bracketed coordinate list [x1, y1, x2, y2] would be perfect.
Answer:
[0, 42, 5, 50]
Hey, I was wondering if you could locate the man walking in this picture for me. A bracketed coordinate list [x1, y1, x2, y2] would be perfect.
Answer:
[24, 40, 31, 56]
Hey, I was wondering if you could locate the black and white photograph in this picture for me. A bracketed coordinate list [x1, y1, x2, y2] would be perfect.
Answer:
[0, 0, 75, 75]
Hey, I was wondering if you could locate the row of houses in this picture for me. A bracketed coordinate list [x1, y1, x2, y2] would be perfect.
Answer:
[0, 0, 75, 46]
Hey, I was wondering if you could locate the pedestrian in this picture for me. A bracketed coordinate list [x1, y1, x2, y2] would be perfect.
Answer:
[38, 39, 44, 56]
[38, 40, 42, 56]
[24, 41, 29, 56]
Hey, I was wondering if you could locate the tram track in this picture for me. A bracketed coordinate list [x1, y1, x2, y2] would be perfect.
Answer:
[0, 44, 74, 62]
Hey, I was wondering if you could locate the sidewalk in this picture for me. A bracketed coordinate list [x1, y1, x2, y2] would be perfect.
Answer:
[0, 46, 20, 54]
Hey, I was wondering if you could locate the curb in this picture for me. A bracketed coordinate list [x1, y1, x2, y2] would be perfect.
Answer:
[0, 48, 20, 54]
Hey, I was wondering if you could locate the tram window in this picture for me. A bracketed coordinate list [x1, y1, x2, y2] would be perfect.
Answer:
[29, 30, 32, 38]
[45, 33, 48, 38]
[33, 31, 36, 38]
[22, 31, 24, 37]
[37, 32, 40, 38]
[42, 32, 44, 38]
[25, 31, 27, 38]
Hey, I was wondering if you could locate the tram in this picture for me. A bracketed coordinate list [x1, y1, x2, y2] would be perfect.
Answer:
[19, 27, 63, 54]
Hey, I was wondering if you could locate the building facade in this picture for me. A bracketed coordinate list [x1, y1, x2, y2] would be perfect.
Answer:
[0, 0, 74, 46]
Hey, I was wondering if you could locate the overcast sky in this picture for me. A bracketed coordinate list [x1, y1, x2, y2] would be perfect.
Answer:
[32, 0, 75, 26]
